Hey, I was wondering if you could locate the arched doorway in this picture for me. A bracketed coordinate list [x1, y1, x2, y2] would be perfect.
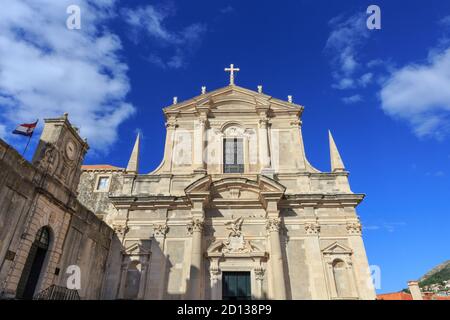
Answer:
[16, 227, 51, 299]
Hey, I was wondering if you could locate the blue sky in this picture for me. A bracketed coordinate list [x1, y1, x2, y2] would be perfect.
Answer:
[1, 0, 449, 294]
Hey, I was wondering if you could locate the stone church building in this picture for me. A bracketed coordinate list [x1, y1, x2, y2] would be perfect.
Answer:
[0, 68, 376, 300]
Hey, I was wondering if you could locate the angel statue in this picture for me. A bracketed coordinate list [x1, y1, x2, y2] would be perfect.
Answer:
[224, 216, 244, 237]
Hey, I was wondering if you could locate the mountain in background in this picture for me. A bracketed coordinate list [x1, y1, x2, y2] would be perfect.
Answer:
[418, 260, 450, 295]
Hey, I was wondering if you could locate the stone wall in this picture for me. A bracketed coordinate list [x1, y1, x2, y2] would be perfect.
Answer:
[0, 136, 114, 299]
[77, 168, 123, 223]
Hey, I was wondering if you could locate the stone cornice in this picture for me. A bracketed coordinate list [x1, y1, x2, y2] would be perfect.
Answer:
[281, 193, 365, 207]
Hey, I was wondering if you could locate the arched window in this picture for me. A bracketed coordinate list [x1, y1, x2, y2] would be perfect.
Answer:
[332, 259, 351, 298]
[124, 261, 141, 299]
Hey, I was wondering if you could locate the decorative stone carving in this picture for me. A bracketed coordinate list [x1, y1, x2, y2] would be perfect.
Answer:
[187, 218, 204, 234]
[222, 234, 256, 253]
[196, 118, 208, 128]
[35, 142, 59, 175]
[165, 119, 178, 129]
[290, 119, 302, 127]
[153, 224, 169, 237]
[258, 118, 269, 128]
[346, 222, 362, 235]
[210, 266, 221, 280]
[224, 126, 240, 137]
[304, 222, 320, 235]
[224, 216, 243, 237]
[266, 218, 281, 233]
[113, 223, 129, 237]
[206, 217, 261, 254]
[254, 267, 265, 281]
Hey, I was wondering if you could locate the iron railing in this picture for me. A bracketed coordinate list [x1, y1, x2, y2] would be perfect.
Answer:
[34, 285, 80, 300]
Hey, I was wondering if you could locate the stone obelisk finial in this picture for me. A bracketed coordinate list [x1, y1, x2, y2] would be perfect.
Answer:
[126, 133, 140, 174]
[328, 130, 345, 172]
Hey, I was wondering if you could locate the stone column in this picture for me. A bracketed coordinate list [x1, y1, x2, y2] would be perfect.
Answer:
[254, 267, 265, 299]
[266, 217, 286, 299]
[258, 118, 271, 170]
[290, 119, 307, 170]
[346, 219, 376, 300]
[153, 224, 168, 299]
[162, 118, 177, 172]
[303, 208, 328, 299]
[188, 215, 204, 299]
[210, 262, 221, 300]
[194, 117, 207, 172]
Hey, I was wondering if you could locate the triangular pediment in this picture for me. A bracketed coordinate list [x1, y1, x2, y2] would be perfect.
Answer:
[322, 242, 353, 255]
[163, 85, 303, 116]
[123, 243, 151, 256]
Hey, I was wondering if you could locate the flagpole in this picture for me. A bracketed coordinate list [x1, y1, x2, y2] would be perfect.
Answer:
[22, 135, 32, 156]
[21, 119, 38, 157]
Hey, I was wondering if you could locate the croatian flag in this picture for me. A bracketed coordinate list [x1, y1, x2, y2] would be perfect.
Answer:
[12, 120, 38, 137]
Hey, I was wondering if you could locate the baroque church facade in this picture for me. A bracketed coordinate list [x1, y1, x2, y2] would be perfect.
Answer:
[78, 68, 376, 300]
[0, 67, 376, 300]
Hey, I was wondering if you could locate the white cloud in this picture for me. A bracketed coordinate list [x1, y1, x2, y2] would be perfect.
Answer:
[380, 47, 450, 138]
[0, 0, 135, 153]
[0, 124, 6, 139]
[363, 221, 406, 233]
[122, 5, 206, 69]
[439, 15, 450, 27]
[325, 13, 370, 89]
[359, 72, 373, 87]
[220, 6, 234, 14]
[342, 95, 363, 104]
[426, 170, 445, 177]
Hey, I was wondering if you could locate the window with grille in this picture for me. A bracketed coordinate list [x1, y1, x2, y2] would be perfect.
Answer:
[223, 138, 244, 173]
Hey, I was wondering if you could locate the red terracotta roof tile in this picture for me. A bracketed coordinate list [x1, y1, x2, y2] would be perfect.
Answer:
[81, 164, 124, 171]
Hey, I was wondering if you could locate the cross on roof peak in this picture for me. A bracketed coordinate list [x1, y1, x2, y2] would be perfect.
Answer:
[224, 64, 240, 85]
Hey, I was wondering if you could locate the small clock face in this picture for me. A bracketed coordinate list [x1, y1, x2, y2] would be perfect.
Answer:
[66, 141, 77, 160]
